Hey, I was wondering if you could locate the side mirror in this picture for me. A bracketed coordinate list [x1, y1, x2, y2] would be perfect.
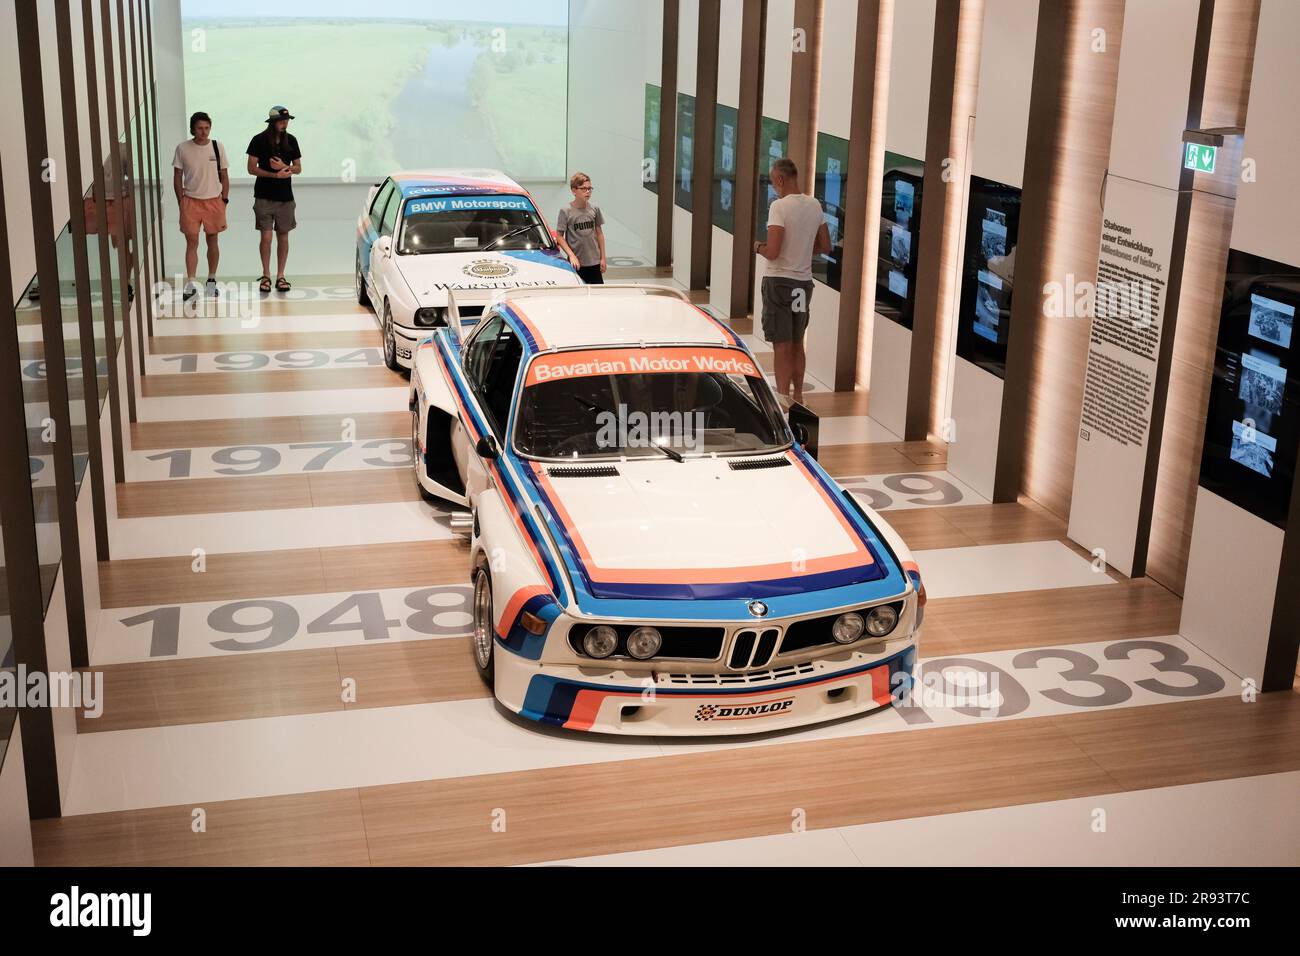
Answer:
[475, 435, 499, 460]
[787, 402, 820, 459]
[375, 236, 392, 258]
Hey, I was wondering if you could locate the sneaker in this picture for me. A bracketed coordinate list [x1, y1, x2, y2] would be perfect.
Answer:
[205, 277, 219, 297]
[181, 281, 199, 302]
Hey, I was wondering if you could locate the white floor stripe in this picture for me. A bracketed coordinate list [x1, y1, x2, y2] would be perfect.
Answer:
[914, 540, 1112, 600]
[146, 346, 385, 375]
[64, 698, 664, 815]
[537, 771, 1300, 866]
[136, 386, 408, 421]
[93, 584, 473, 666]
[819, 415, 903, 445]
[65, 636, 1237, 815]
[149, 313, 377, 336]
[125, 438, 412, 481]
[112, 500, 452, 559]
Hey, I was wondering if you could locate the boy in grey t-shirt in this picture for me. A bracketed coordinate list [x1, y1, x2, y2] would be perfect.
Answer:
[556, 171, 606, 284]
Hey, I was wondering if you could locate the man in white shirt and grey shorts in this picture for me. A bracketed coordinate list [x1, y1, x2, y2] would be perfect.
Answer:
[754, 157, 831, 404]
[172, 111, 230, 301]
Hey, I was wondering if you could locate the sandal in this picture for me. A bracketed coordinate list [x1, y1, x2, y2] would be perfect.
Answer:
[276, 276, 291, 293]
[258, 275, 272, 294]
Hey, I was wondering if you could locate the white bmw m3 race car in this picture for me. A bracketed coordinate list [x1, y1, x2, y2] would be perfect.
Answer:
[409, 286, 924, 735]
[356, 169, 580, 369]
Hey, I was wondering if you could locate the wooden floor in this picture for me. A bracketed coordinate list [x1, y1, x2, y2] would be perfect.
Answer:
[33, 276, 1299, 867]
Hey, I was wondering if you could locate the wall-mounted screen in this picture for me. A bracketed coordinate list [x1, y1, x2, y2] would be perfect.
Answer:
[812, 132, 849, 290]
[643, 83, 661, 195]
[712, 103, 738, 233]
[875, 152, 924, 328]
[180, 1, 570, 182]
[956, 175, 1022, 378]
[1199, 249, 1300, 529]
[754, 115, 789, 241]
[674, 92, 695, 212]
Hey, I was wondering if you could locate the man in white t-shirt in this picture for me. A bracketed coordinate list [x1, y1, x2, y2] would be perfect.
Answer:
[754, 158, 830, 404]
[172, 111, 230, 300]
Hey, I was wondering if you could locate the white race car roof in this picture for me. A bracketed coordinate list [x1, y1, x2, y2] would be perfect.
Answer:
[502, 288, 734, 350]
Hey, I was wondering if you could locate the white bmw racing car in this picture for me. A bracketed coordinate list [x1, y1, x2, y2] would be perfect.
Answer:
[356, 169, 580, 369]
[410, 286, 924, 735]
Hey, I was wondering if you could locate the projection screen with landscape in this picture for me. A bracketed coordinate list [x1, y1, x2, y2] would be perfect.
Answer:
[180, 0, 569, 182]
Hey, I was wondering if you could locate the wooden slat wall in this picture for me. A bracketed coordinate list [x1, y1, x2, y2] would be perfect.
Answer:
[1145, 0, 1261, 594]
[1014, 0, 1125, 519]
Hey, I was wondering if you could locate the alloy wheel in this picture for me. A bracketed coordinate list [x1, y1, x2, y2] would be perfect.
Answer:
[472, 569, 493, 671]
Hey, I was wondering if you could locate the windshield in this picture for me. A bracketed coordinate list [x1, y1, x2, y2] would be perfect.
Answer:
[514, 347, 791, 459]
[399, 194, 552, 255]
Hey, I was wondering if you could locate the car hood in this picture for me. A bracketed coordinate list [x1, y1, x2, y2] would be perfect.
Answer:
[396, 249, 580, 307]
[526, 454, 888, 602]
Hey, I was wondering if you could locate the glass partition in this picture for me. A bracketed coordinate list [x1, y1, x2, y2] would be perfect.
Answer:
[643, 83, 661, 195]
[101, 152, 127, 355]
[83, 177, 110, 413]
[754, 116, 789, 241]
[51, 224, 92, 489]
[674, 93, 695, 212]
[712, 103, 738, 234]
[812, 131, 848, 290]
[14, 271, 64, 612]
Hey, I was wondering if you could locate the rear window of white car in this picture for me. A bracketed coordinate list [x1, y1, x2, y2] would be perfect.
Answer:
[399, 194, 552, 254]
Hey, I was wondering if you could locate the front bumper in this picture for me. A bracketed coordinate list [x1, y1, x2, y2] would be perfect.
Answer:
[392, 324, 428, 368]
[495, 641, 917, 736]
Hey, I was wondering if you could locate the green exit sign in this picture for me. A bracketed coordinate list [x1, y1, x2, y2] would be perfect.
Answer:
[1185, 142, 1217, 173]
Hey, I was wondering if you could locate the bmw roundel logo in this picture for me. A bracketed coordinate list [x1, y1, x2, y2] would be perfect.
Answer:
[748, 600, 768, 618]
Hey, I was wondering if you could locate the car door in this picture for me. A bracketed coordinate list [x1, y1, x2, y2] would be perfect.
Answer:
[360, 178, 394, 280]
[370, 187, 403, 305]
[458, 312, 523, 503]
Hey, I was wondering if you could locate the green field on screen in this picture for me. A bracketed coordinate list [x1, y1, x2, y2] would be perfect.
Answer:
[182, 18, 567, 181]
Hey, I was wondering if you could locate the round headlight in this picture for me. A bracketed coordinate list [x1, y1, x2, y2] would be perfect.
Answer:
[865, 604, 899, 637]
[625, 626, 662, 660]
[831, 612, 865, 644]
[582, 625, 618, 658]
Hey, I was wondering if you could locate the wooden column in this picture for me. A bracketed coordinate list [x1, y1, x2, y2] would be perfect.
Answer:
[834, 0, 888, 390]
[657, 0, 680, 269]
[728, 0, 767, 316]
[787, 0, 823, 194]
[690, 0, 721, 289]
[904, 0, 982, 440]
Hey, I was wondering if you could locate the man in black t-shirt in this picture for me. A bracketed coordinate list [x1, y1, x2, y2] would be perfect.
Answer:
[246, 105, 302, 293]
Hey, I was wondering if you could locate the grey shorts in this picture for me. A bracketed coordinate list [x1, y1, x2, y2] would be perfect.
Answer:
[760, 276, 814, 343]
[253, 197, 297, 233]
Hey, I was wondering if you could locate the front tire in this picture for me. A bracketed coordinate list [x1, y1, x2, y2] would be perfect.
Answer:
[411, 408, 437, 503]
[471, 564, 495, 687]
[356, 254, 371, 307]
[382, 302, 401, 371]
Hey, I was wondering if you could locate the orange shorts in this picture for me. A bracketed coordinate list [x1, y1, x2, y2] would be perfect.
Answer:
[180, 195, 228, 237]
